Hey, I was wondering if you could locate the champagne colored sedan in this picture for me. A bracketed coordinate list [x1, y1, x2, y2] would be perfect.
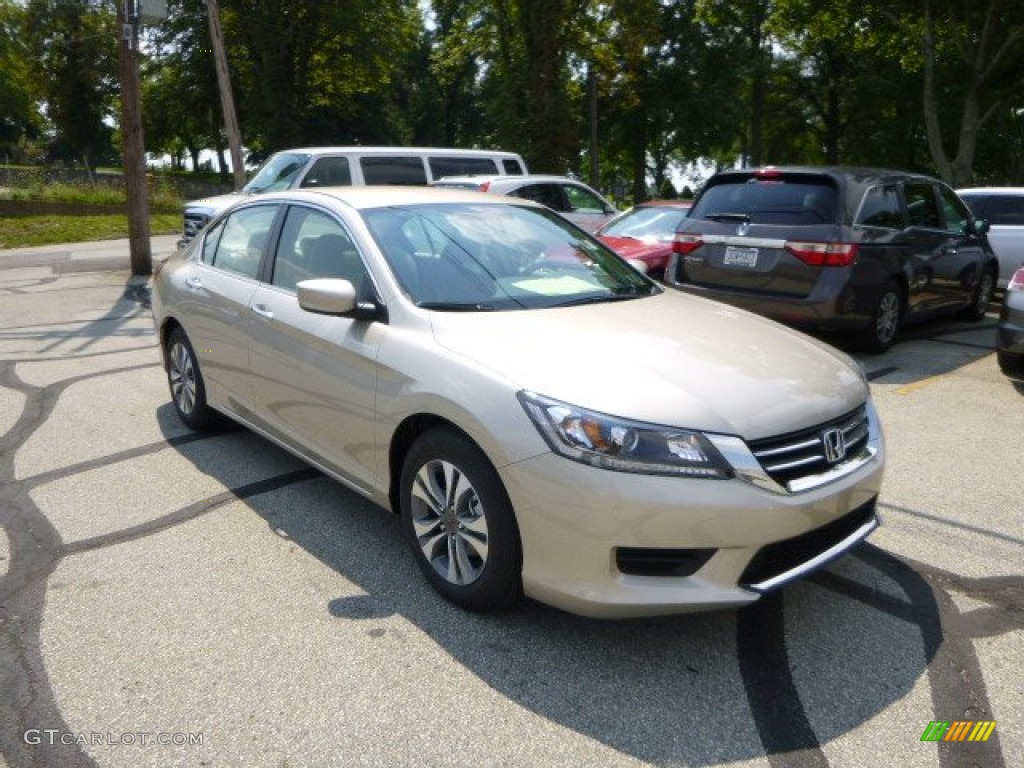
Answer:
[151, 186, 885, 618]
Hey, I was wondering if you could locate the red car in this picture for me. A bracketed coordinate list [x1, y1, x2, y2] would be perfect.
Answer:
[597, 200, 692, 278]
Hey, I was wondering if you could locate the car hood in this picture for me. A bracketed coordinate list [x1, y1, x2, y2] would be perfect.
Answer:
[184, 192, 250, 215]
[429, 291, 866, 440]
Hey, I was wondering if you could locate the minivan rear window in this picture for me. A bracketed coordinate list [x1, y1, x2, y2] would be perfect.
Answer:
[359, 156, 429, 185]
[692, 176, 839, 225]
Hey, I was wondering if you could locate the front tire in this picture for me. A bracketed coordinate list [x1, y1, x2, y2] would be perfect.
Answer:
[165, 327, 216, 431]
[960, 266, 996, 321]
[400, 427, 523, 611]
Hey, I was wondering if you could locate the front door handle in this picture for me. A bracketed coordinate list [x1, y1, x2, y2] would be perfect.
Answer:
[251, 304, 274, 320]
[185, 275, 203, 289]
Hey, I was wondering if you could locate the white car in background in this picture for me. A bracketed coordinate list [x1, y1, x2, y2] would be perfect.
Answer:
[957, 187, 1024, 289]
[433, 174, 618, 233]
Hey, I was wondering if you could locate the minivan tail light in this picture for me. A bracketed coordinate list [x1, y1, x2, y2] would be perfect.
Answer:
[785, 241, 858, 267]
[478, 181, 491, 192]
[1008, 267, 1024, 292]
[673, 234, 704, 255]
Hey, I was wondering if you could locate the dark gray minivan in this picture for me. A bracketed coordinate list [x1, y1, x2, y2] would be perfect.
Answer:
[665, 167, 999, 351]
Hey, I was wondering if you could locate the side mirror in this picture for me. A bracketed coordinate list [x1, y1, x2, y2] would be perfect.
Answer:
[970, 218, 990, 235]
[297, 279, 386, 321]
[297, 278, 357, 315]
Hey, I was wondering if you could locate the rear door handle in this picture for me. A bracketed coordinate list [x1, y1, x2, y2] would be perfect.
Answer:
[251, 304, 274, 320]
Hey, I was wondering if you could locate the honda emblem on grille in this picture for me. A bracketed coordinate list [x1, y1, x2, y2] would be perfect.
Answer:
[737, 222, 751, 236]
[822, 427, 846, 464]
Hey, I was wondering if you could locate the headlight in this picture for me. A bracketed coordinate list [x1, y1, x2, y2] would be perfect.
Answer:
[518, 391, 733, 478]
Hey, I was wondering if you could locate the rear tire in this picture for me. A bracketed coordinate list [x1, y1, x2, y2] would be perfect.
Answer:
[400, 427, 523, 612]
[165, 327, 217, 431]
[858, 281, 903, 354]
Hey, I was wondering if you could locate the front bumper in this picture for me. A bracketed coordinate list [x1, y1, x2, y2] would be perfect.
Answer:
[997, 289, 1024, 374]
[499, 422, 884, 618]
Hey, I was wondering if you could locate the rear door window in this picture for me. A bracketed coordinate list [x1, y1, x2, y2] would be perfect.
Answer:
[208, 205, 280, 279]
[691, 176, 838, 225]
[359, 156, 428, 185]
[512, 183, 566, 211]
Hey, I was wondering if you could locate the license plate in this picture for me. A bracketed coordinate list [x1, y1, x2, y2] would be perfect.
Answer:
[723, 246, 758, 267]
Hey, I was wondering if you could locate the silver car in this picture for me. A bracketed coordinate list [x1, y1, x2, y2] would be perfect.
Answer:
[151, 186, 885, 618]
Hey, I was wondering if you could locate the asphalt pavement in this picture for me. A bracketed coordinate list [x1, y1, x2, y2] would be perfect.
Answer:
[0, 236, 1020, 768]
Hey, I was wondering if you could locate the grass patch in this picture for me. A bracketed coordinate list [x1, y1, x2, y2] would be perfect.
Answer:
[0, 180, 182, 212]
[0, 213, 180, 249]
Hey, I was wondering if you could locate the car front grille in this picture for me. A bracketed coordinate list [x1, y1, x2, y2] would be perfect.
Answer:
[747, 406, 870, 490]
[182, 212, 209, 242]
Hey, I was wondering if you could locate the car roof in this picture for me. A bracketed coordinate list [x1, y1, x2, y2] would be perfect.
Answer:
[269, 146, 522, 158]
[710, 165, 943, 185]
[956, 187, 1024, 195]
[241, 185, 546, 211]
[435, 174, 594, 185]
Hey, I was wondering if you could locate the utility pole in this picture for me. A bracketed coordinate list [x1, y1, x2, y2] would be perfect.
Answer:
[206, 0, 245, 189]
[117, 0, 152, 276]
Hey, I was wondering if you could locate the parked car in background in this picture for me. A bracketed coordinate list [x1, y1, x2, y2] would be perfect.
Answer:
[665, 166, 999, 352]
[152, 185, 884, 618]
[996, 265, 1024, 378]
[432, 174, 618, 233]
[597, 200, 692, 278]
[179, 146, 528, 244]
[956, 187, 1024, 289]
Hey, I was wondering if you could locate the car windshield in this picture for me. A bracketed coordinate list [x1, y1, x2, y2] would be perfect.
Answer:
[242, 153, 311, 193]
[362, 202, 657, 310]
[691, 177, 839, 225]
[601, 205, 690, 240]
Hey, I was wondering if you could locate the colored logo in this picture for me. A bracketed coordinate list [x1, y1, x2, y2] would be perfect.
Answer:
[920, 720, 997, 742]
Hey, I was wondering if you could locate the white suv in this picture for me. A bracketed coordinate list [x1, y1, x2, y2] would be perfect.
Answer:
[180, 146, 528, 245]
[433, 174, 618, 233]
[957, 187, 1024, 289]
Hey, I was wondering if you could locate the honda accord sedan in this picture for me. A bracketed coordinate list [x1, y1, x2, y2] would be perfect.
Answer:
[151, 186, 885, 618]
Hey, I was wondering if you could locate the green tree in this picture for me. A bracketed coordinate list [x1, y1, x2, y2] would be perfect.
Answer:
[0, 0, 40, 160]
[23, 0, 118, 172]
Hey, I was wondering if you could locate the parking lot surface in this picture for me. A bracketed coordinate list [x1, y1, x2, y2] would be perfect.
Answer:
[0, 237, 1021, 768]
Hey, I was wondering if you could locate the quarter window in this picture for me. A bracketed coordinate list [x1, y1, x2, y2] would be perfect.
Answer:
[272, 207, 367, 293]
[208, 205, 279, 279]
[856, 185, 904, 229]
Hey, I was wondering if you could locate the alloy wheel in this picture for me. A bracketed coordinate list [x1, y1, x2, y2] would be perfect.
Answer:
[168, 340, 197, 416]
[410, 459, 490, 586]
